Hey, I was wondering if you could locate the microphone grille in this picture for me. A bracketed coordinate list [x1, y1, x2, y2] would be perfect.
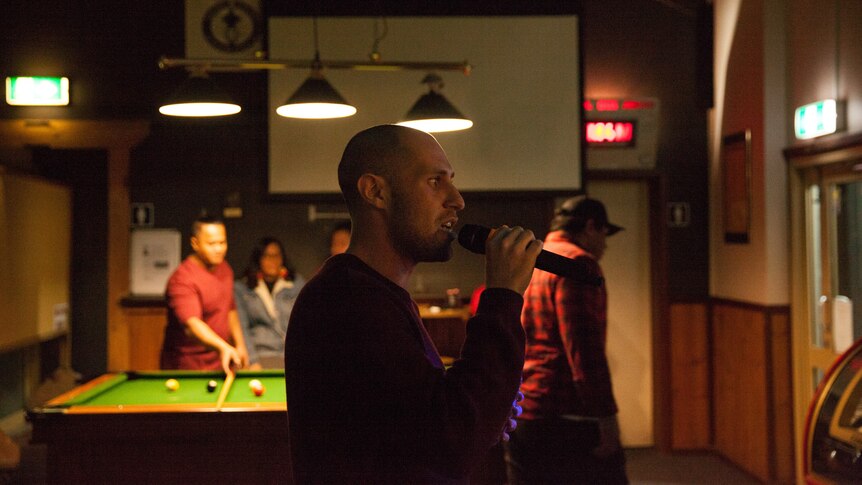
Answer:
[457, 224, 490, 254]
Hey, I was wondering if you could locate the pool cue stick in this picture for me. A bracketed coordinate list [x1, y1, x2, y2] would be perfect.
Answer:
[215, 370, 235, 410]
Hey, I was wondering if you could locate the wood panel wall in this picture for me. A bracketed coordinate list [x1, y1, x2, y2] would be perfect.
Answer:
[669, 301, 710, 449]
[712, 299, 793, 484]
[116, 306, 166, 371]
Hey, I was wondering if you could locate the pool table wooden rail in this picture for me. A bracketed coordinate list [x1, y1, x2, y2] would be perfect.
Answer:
[28, 371, 292, 483]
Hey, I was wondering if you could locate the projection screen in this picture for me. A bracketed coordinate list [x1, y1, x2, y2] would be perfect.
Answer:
[268, 16, 581, 196]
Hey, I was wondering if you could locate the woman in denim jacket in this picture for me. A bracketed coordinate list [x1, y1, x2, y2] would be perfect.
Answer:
[234, 237, 305, 369]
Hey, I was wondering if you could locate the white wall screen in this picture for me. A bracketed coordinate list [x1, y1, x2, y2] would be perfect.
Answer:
[268, 16, 581, 195]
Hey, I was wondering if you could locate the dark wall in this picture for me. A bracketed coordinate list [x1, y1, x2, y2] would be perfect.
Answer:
[34, 149, 109, 379]
[128, 1, 592, 297]
[0, 2, 186, 120]
[581, 0, 710, 298]
[1, 1, 710, 362]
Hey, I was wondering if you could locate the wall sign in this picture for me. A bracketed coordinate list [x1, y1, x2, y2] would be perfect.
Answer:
[721, 130, 751, 244]
[585, 121, 636, 146]
[794, 99, 842, 140]
[131, 203, 154, 227]
[667, 202, 690, 228]
[583, 97, 659, 170]
[5, 76, 69, 106]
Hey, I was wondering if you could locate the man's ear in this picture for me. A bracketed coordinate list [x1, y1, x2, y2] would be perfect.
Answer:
[357, 173, 388, 209]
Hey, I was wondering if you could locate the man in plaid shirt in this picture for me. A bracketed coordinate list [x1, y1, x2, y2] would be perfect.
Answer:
[505, 196, 628, 484]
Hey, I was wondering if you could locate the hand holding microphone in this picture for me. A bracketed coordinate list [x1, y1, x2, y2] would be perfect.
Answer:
[459, 224, 604, 287]
[472, 225, 543, 295]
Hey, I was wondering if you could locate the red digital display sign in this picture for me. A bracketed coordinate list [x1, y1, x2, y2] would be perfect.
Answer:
[585, 121, 636, 146]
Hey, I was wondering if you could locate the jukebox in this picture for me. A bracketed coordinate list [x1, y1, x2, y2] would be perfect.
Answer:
[805, 338, 862, 483]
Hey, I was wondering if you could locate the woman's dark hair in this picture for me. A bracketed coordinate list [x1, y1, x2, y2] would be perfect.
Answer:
[243, 236, 295, 289]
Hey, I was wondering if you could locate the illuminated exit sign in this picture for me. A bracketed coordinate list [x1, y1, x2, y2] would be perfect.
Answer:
[5, 76, 70, 106]
[585, 121, 636, 146]
[794, 99, 841, 140]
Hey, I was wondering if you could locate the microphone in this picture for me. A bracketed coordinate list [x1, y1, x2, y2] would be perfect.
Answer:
[457, 224, 604, 287]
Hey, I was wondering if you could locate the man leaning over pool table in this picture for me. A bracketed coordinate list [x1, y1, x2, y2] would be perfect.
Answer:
[160, 215, 251, 374]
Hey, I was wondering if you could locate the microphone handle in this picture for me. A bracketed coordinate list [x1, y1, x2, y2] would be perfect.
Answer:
[535, 250, 604, 287]
[457, 224, 603, 286]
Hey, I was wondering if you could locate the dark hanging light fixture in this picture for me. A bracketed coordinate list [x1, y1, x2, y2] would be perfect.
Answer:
[158, 16, 472, 120]
[276, 17, 356, 119]
[397, 73, 472, 133]
[158, 68, 240, 117]
[275, 63, 356, 119]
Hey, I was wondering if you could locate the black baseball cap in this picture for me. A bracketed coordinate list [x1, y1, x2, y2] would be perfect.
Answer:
[555, 197, 624, 236]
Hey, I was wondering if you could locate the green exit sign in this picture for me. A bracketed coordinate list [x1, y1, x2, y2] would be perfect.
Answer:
[5, 76, 70, 106]
[794, 99, 841, 140]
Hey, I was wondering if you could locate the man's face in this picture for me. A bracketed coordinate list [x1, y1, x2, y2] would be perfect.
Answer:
[582, 221, 609, 261]
[387, 132, 465, 263]
[191, 223, 227, 268]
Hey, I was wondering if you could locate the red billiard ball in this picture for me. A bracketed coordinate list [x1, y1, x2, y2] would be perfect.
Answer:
[252, 385, 265, 397]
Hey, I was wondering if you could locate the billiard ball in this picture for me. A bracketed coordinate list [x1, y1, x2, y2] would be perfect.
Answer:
[165, 378, 179, 392]
[248, 379, 262, 390]
[252, 385, 265, 397]
[206, 380, 218, 392]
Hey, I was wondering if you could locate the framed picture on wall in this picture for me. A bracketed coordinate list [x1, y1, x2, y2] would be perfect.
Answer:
[721, 130, 751, 243]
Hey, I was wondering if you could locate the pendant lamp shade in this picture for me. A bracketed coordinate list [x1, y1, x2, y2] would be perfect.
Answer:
[158, 72, 241, 117]
[276, 71, 357, 119]
[397, 73, 472, 133]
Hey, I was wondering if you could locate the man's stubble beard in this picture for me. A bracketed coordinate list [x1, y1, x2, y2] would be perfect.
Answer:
[388, 190, 453, 264]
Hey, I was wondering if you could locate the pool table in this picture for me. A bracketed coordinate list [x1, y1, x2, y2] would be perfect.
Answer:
[28, 370, 292, 483]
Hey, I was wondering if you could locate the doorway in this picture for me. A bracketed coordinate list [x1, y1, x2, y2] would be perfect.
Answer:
[798, 162, 862, 401]
[586, 179, 655, 446]
[789, 146, 862, 478]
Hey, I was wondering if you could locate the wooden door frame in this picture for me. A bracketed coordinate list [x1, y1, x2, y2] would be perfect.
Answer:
[0, 120, 150, 372]
[784, 132, 862, 481]
[586, 169, 670, 451]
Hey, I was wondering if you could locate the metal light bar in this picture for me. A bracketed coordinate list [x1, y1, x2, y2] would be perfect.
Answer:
[158, 56, 472, 75]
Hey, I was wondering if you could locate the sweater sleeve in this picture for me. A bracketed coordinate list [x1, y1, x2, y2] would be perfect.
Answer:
[166, 270, 202, 325]
[374, 286, 525, 478]
[442, 288, 526, 452]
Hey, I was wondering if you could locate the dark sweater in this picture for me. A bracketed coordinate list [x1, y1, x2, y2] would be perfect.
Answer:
[285, 254, 525, 484]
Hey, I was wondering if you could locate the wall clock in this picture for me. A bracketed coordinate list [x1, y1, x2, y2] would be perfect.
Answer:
[201, 0, 263, 53]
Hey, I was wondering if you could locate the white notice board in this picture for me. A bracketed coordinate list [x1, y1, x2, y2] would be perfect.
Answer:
[130, 229, 181, 296]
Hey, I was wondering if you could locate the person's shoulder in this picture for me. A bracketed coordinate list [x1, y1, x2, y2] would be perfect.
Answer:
[543, 231, 582, 257]
[277, 274, 306, 297]
[310, 254, 376, 286]
[168, 258, 195, 282]
[291, 273, 307, 286]
[214, 260, 234, 278]
[299, 255, 396, 306]
[233, 278, 252, 294]
[165, 259, 201, 301]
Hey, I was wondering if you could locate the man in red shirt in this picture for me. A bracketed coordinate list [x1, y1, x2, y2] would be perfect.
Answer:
[160, 216, 250, 373]
[505, 196, 628, 484]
